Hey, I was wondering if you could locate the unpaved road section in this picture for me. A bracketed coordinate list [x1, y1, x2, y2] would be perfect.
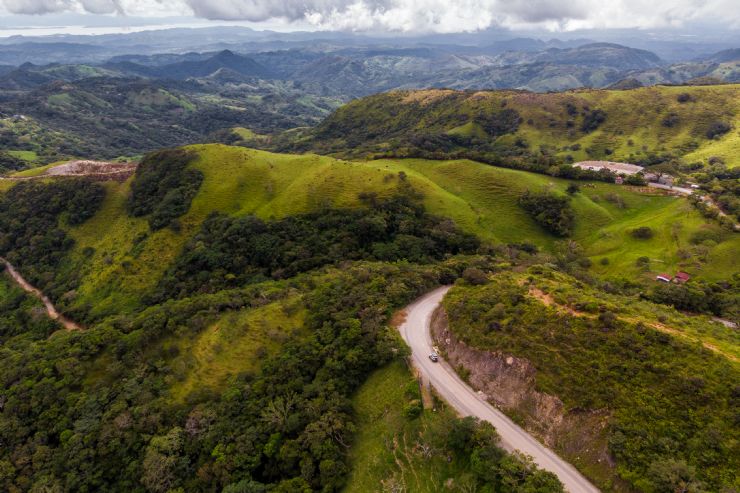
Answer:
[1, 257, 81, 331]
[399, 286, 600, 493]
[1, 160, 136, 182]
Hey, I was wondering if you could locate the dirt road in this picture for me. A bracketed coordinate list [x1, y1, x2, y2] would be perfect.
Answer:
[399, 286, 600, 493]
[0, 160, 136, 182]
[1, 258, 81, 331]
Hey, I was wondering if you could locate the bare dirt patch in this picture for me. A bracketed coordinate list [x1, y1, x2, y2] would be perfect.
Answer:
[390, 309, 408, 328]
[45, 160, 137, 181]
[528, 286, 588, 317]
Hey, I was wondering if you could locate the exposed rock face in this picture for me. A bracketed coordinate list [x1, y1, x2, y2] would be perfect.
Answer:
[430, 305, 615, 469]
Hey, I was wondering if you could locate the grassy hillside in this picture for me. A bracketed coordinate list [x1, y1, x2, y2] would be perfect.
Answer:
[50, 144, 737, 318]
[344, 361, 466, 492]
[289, 85, 740, 169]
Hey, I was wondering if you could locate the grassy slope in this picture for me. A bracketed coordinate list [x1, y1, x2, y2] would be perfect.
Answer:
[7, 150, 38, 163]
[528, 270, 740, 361]
[59, 144, 737, 316]
[168, 296, 307, 401]
[345, 360, 466, 493]
[9, 161, 69, 177]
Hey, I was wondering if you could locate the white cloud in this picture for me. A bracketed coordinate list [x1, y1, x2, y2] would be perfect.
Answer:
[2, 0, 739, 32]
[3, 0, 71, 15]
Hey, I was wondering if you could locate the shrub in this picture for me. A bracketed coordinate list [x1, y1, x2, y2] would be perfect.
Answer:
[661, 113, 679, 128]
[581, 109, 607, 132]
[676, 93, 693, 103]
[706, 121, 731, 139]
[463, 267, 489, 285]
[403, 399, 423, 419]
[604, 192, 626, 209]
[636, 256, 650, 269]
[631, 226, 655, 239]
[690, 226, 726, 245]
[566, 183, 580, 195]
[625, 174, 647, 186]
[518, 191, 575, 237]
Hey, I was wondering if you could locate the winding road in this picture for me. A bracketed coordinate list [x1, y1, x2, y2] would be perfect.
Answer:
[399, 286, 600, 493]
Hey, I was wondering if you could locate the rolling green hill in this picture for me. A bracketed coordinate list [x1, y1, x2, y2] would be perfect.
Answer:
[1, 142, 732, 322]
[287, 85, 740, 169]
[47, 144, 737, 319]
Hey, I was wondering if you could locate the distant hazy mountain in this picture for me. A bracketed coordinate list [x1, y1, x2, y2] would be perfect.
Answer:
[0, 42, 108, 65]
[705, 48, 740, 63]
[2, 25, 738, 65]
[102, 50, 270, 80]
[2, 40, 737, 96]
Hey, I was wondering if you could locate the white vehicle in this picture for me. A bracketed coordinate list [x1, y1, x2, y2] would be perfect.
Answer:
[428, 352, 439, 362]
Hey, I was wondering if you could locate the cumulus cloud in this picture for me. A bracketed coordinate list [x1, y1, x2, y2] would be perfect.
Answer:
[2, 0, 739, 32]
[3, 0, 71, 15]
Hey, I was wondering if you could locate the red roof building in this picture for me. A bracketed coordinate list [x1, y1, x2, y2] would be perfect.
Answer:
[674, 272, 691, 283]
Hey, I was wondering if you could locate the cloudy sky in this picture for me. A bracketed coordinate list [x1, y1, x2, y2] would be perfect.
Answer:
[1, 0, 739, 34]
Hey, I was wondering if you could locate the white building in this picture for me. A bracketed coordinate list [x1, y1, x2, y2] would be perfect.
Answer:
[573, 161, 644, 175]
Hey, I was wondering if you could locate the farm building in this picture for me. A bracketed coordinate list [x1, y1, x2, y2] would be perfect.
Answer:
[643, 173, 675, 186]
[674, 272, 691, 284]
[573, 161, 644, 175]
[655, 272, 691, 283]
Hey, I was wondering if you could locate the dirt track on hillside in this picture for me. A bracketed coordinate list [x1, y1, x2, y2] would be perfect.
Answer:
[1, 258, 82, 331]
[527, 284, 737, 363]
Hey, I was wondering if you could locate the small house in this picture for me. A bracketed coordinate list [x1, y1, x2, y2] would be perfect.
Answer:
[656, 274, 673, 283]
[674, 272, 691, 284]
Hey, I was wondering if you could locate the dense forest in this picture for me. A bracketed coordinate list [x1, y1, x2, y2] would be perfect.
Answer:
[517, 191, 575, 237]
[128, 149, 204, 230]
[154, 193, 479, 300]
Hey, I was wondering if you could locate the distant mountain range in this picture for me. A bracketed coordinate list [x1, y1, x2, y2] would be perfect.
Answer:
[1, 41, 737, 96]
[0, 32, 737, 162]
